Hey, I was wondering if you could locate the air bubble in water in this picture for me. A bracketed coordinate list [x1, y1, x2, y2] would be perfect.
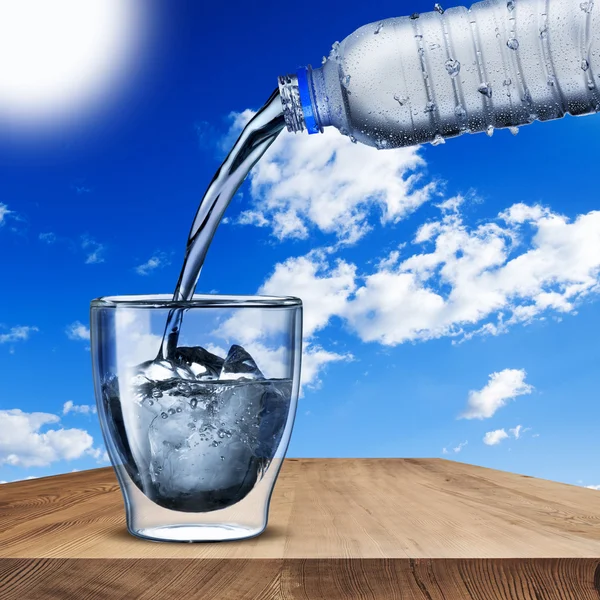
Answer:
[580, 1, 594, 12]
[190, 398, 198, 409]
[582, 59, 590, 71]
[152, 389, 163, 399]
[507, 0, 515, 10]
[161, 412, 168, 419]
[350, 135, 357, 143]
[322, 56, 327, 65]
[509, 126, 519, 135]
[168, 408, 176, 415]
[445, 58, 461, 77]
[220, 456, 225, 461]
[507, 36, 519, 50]
[434, 3, 444, 13]
[431, 134, 445, 146]
[478, 83, 492, 98]
[486, 125, 494, 136]
[374, 22, 384, 34]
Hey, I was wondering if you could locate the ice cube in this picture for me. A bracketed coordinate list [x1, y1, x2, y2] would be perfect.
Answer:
[220, 345, 265, 381]
[173, 346, 224, 380]
[147, 382, 266, 511]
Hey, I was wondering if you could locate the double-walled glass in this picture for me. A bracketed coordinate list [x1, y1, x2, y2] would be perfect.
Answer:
[91, 294, 302, 542]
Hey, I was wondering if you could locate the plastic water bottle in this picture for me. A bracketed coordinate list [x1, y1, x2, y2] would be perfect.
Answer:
[278, 0, 600, 147]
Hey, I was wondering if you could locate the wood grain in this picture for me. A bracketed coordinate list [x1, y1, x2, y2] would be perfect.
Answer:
[1, 459, 600, 599]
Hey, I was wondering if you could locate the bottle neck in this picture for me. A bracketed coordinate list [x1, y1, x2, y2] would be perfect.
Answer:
[278, 68, 324, 134]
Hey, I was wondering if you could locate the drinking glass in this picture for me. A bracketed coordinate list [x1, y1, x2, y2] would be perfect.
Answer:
[90, 294, 302, 542]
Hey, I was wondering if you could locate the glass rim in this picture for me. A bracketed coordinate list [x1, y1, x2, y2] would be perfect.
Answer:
[90, 294, 302, 309]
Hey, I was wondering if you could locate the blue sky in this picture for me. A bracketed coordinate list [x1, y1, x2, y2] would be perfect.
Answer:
[0, 0, 599, 489]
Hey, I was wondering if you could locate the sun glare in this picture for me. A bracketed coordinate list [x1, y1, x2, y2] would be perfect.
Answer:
[0, 0, 146, 130]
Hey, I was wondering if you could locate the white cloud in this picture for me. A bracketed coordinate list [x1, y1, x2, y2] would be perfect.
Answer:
[343, 203, 600, 345]
[81, 235, 105, 264]
[0, 203, 11, 226]
[39, 232, 57, 243]
[229, 117, 436, 244]
[0, 325, 38, 344]
[237, 210, 268, 227]
[460, 369, 533, 420]
[0, 408, 94, 467]
[87, 446, 110, 464]
[483, 429, 509, 446]
[509, 424, 531, 439]
[259, 251, 357, 339]
[135, 252, 170, 276]
[63, 401, 96, 415]
[586, 485, 600, 490]
[66, 321, 90, 341]
[453, 440, 468, 453]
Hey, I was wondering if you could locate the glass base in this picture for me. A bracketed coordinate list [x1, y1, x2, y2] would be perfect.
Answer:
[130, 523, 265, 543]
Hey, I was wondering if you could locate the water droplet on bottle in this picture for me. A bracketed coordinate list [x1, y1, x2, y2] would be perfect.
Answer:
[434, 3, 445, 13]
[410, 12, 420, 19]
[374, 22, 384, 34]
[503, 78, 512, 86]
[428, 42, 441, 50]
[521, 90, 532, 105]
[580, 1, 594, 12]
[425, 101, 436, 113]
[220, 456, 225, 461]
[418, 47, 425, 56]
[509, 126, 519, 135]
[539, 25, 548, 39]
[455, 104, 467, 119]
[210, 440, 220, 447]
[168, 408, 176, 415]
[547, 75, 556, 86]
[161, 412, 168, 419]
[415, 33, 423, 40]
[393, 94, 407, 105]
[588, 81, 595, 90]
[478, 83, 492, 98]
[431, 134, 445, 146]
[177, 382, 190, 394]
[507, 0, 515, 11]
[342, 75, 351, 89]
[486, 125, 495, 136]
[190, 398, 198, 409]
[445, 58, 461, 77]
[507, 36, 519, 50]
[582, 58, 590, 71]
[176, 407, 182, 412]
[151, 388, 162, 399]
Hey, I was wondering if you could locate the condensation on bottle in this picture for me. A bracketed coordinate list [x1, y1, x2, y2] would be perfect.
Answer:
[278, 0, 600, 148]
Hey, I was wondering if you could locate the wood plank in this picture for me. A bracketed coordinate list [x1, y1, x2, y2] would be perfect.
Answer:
[1, 459, 600, 598]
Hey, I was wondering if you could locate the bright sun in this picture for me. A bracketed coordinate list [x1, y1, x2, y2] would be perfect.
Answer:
[0, 0, 144, 129]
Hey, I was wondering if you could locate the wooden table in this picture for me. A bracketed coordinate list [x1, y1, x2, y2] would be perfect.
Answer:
[1, 458, 599, 599]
